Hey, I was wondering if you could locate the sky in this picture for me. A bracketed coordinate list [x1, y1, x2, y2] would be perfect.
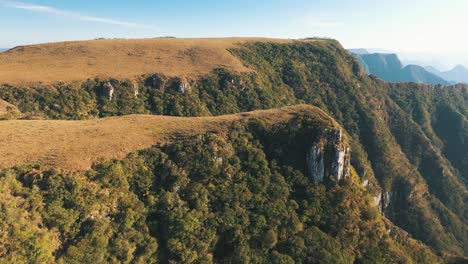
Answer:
[1, 0, 468, 69]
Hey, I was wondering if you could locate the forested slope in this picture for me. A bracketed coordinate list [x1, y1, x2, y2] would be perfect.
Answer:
[0, 38, 466, 262]
[0, 107, 439, 263]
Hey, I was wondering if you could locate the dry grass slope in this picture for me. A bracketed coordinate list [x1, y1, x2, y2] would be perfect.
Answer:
[0, 105, 335, 171]
[0, 38, 311, 85]
[0, 99, 18, 114]
[0, 99, 20, 119]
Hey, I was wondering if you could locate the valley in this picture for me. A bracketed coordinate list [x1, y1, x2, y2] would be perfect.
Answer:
[0, 37, 466, 263]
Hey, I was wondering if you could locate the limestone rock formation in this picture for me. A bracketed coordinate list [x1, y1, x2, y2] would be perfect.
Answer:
[308, 145, 325, 183]
[103, 82, 115, 100]
[307, 129, 350, 183]
[179, 82, 190, 94]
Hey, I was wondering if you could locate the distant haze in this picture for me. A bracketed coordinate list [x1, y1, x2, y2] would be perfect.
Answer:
[396, 51, 468, 71]
[349, 48, 468, 71]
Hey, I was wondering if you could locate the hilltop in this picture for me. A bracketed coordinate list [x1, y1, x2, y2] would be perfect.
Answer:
[0, 104, 335, 171]
[0, 38, 318, 85]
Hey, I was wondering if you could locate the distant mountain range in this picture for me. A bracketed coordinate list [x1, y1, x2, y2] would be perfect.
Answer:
[348, 48, 369, 55]
[425, 64, 468, 84]
[352, 51, 448, 85]
[350, 49, 468, 85]
[399, 64, 449, 85]
[0, 48, 7, 52]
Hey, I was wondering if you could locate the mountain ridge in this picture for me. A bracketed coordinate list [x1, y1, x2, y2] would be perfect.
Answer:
[351, 51, 449, 85]
[0, 38, 466, 262]
[0, 38, 324, 85]
[426, 64, 468, 84]
[0, 104, 336, 171]
[0, 104, 442, 263]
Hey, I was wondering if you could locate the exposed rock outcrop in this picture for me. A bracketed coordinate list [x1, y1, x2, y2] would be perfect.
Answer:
[373, 192, 382, 208]
[145, 74, 166, 90]
[179, 82, 190, 94]
[362, 179, 369, 187]
[382, 192, 392, 210]
[144, 75, 191, 95]
[374, 191, 399, 211]
[308, 145, 325, 183]
[103, 82, 115, 100]
[307, 129, 350, 183]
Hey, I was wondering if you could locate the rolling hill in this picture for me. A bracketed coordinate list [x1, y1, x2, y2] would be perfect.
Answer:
[0, 38, 466, 263]
[0, 104, 334, 171]
[0, 38, 312, 85]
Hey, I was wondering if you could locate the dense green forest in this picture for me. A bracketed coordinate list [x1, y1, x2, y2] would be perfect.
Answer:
[0, 115, 439, 263]
[0, 39, 466, 262]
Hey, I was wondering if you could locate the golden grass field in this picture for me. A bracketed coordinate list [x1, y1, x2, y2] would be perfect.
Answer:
[0, 105, 335, 171]
[0, 37, 306, 86]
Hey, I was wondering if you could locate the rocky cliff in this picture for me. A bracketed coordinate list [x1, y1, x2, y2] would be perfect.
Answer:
[307, 128, 350, 183]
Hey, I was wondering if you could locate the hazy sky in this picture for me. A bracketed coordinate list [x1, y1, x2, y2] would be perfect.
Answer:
[1, 0, 467, 69]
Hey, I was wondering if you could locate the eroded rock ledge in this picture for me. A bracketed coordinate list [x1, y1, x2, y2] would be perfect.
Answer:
[307, 128, 350, 183]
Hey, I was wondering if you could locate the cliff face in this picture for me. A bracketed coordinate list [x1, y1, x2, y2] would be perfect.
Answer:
[307, 128, 350, 183]
[358, 53, 403, 81]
